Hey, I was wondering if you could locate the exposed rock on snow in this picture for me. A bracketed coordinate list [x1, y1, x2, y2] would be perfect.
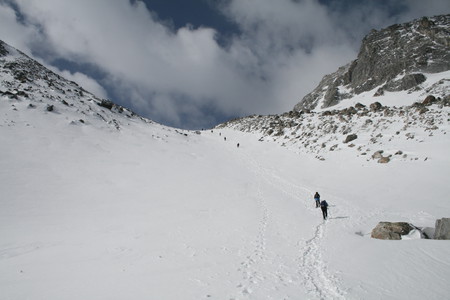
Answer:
[294, 15, 450, 111]
[0, 39, 156, 133]
[371, 222, 414, 240]
[434, 218, 450, 240]
[378, 156, 391, 164]
[344, 134, 357, 143]
[370, 102, 383, 112]
[216, 16, 449, 163]
[216, 97, 449, 162]
[372, 150, 384, 159]
[423, 95, 437, 106]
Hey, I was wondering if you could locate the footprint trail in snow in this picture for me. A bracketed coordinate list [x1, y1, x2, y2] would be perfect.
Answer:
[221, 137, 347, 299]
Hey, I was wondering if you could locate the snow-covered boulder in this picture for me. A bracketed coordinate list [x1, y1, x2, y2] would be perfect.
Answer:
[371, 222, 414, 240]
[434, 218, 450, 240]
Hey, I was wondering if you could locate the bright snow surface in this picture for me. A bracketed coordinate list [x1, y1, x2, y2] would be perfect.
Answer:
[1, 96, 450, 300]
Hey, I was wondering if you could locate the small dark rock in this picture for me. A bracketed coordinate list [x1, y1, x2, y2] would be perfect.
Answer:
[355, 103, 366, 110]
[344, 134, 358, 143]
[98, 99, 114, 110]
[370, 102, 383, 111]
[378, 156, 390, 164]
[372, 150, 384, 159]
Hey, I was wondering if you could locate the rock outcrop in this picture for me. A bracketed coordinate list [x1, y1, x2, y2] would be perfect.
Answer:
[371, 222, 414, 240]
[216, 97, 450, 163]
[294, 15, 450, 111]
[434, 218, 450, 240]
[0, 39, 154, 132]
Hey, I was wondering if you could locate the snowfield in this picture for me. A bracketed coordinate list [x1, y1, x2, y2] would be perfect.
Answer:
[1, 93, 450, 300]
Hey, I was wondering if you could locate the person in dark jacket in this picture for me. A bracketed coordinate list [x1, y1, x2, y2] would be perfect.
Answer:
[320, 200, 328, 220]
[314, 192, 320, 208]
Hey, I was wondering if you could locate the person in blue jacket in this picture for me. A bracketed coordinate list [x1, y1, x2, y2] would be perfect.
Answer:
[314, 192, 320, 208]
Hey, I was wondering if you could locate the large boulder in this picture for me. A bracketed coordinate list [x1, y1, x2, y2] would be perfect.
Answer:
[371, 222, 414, 240]
[422, 95, 437, 106]
[434, 218, 450, 240]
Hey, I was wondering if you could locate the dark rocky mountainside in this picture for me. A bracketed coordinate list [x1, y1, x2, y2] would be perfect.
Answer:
[294, 14, 450, 111]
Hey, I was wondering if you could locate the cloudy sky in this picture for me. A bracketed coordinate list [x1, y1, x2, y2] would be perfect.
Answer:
[0, 0, 448, 129]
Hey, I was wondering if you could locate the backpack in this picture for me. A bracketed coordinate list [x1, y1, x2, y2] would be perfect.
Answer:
[320, 200, 328, 208]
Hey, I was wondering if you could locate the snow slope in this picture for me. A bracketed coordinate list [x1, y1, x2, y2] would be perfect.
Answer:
[1, 94, 450, 299]
[1, 39, 450, 300]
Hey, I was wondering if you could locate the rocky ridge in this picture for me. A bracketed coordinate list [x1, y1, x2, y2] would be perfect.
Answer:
[216, 15, 450, 163]
[0, 39, 150, 132]
[0, 40, 194, 141]
[294, 14, 450, 111]
[216, 97, 450, 163]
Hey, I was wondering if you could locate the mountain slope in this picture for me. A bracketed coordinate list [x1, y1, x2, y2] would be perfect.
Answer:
[218, 15, 450, 165]
[1, 39, 450, 300]
[0, 39, 164, 133]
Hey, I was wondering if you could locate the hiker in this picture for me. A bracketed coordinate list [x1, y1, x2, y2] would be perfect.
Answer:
[314, 192, 320, 208]
[224, 137, 227, 141]
[320, 200, 328, 220]
[237, 143, 240, 148]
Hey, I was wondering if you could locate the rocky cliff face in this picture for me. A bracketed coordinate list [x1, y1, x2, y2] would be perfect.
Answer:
[294, 14, 450, 111]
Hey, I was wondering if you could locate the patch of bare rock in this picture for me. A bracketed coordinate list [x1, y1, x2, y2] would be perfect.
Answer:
[371, 218, 450, 240]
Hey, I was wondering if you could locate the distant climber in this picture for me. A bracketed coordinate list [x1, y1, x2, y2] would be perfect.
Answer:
[237, 143, 240, 148]
[224, 137, 226, 141]
[320, 200, 328, 220]
[314, 192, 320, 208]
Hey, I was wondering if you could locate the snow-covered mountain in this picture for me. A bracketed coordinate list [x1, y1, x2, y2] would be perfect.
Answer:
[218, 15, 450, 164]
[1, 22, 450, 300]
[294, 14, 449, 111]
[0, 39, 172, 133]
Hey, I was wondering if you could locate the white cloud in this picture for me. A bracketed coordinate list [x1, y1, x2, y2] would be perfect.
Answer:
[0, 0, 448, 128]
[58, 70, 108, 99]
[0, 2, 38, 55]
